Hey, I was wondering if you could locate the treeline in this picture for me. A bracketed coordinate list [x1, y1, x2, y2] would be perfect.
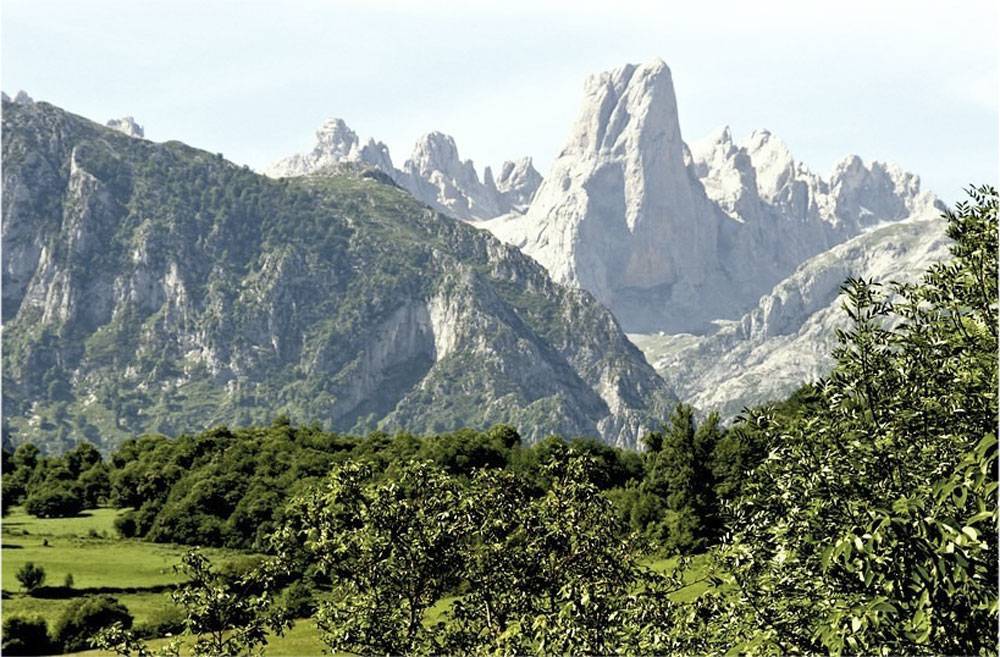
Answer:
[3, 402, 781, 555]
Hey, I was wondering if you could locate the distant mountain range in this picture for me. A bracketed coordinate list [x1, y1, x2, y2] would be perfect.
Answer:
[264, 58, 949, 417]
[1, 92, 673, 453]
[2, 59, 951, 452]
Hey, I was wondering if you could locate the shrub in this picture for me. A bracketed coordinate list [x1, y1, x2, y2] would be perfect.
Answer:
[1, 616, 52, 656]
[52, 595, 133, 653]
[134, 605, 185, 639]
[280, 580, 316, 618]
[15, 562, 45, 593]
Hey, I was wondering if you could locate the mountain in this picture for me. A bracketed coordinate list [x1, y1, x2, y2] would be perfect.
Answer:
[1, 97, 675, 453]
[266, 119, 542, 221]
[480, 59, 941, 334]
[630, 213, 950, 417]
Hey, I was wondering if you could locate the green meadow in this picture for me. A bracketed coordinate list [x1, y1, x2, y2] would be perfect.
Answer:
[2, 507, 248, 633]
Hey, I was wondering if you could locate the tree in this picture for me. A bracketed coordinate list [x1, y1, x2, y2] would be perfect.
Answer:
[12, 443, 40, 471]
[66, 441, 102, 477]
[78, 462, 112, 508]
[1, 616, 52, 656]
[53, 595, 133, 652]
[441, 455, 691, 655]
[96, 550, 289, 657]
[692, 186, 998, 655]
[170, 551, 291, 657]
[641, 404, 719, 551]
[282, 461, 469, 655]
[15, 562, 45, 594]
[24, 483, 82, 518]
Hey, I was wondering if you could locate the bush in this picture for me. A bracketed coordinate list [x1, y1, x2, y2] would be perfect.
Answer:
[15, 562, 45, 593]
[114, 511, 138, 538]
[1, 616, 52, 656]
[134, 605, 185, 639]
[52, 595, 133, 653]
[280, 580, 316, 618]
[24, 485, 82, 518]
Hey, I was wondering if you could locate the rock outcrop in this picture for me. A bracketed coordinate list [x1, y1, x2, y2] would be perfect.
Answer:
[266, 120, 541, 221]
[106, 116, 144, 139]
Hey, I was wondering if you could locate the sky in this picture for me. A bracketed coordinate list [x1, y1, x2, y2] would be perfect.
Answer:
[2, 0, 997, 204]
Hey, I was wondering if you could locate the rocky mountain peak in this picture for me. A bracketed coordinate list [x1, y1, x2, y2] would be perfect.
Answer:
[484, 59, 943, 335]
[569, 58, 682, 161]
[493, 157, 542, 211]
[356, 138, 394, 174]
[314, 118, 359, 159]
[740, 129, 799, 202]
[482, 58, 726, 331]
[2, 97, 674, 450]
[13, 90, 34, 105]
[406, 131, 463, 176]
[689, 126, 759, 223]
[106, 116, 145, 139]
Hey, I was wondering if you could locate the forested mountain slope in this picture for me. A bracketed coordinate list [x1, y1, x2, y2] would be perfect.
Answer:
[1, 96, 674, 453]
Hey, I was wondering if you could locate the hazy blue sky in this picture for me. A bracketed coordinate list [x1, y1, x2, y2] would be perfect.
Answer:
[3, 0, 997, 203]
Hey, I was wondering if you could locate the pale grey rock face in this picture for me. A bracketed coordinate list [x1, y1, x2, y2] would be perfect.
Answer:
[106, 116, 144, 138]
[482, 59, 944, 335]
[14, 91, 34, 105]
[493, 157, 543, 213]
[265, 118, 393, 178]
[398, 132, 503, 220]
[630, 212, 950, 418]
[481, 59, 744, 333]
[265, 120, 540, 221]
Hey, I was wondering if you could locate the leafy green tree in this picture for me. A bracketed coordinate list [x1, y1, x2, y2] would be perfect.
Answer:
[97, 550, 289, 657]
[78, 462, 111, 508]
[1, 616, 52, 656]
[170, 551, 291, 657]
[442, 455, 690, 655]
[53, 595, 133, 652]
[15, 562, 45, 594]
[693, 186, 998, 655]
[641, 404, 718, 551]
[279, 580, 316, 618]
[66, 441, 102, 477]
[283, 460, 468, 655]
[24, 483, 82, 517]
[12, 443, 40, 471]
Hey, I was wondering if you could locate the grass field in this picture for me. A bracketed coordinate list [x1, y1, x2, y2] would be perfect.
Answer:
[2, 507, 246, 629]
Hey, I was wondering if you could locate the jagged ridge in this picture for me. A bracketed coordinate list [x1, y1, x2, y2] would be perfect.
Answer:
[265, 119, 542, 221]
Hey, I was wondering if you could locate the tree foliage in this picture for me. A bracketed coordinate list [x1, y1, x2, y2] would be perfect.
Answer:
[688, 186, 998, 655]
